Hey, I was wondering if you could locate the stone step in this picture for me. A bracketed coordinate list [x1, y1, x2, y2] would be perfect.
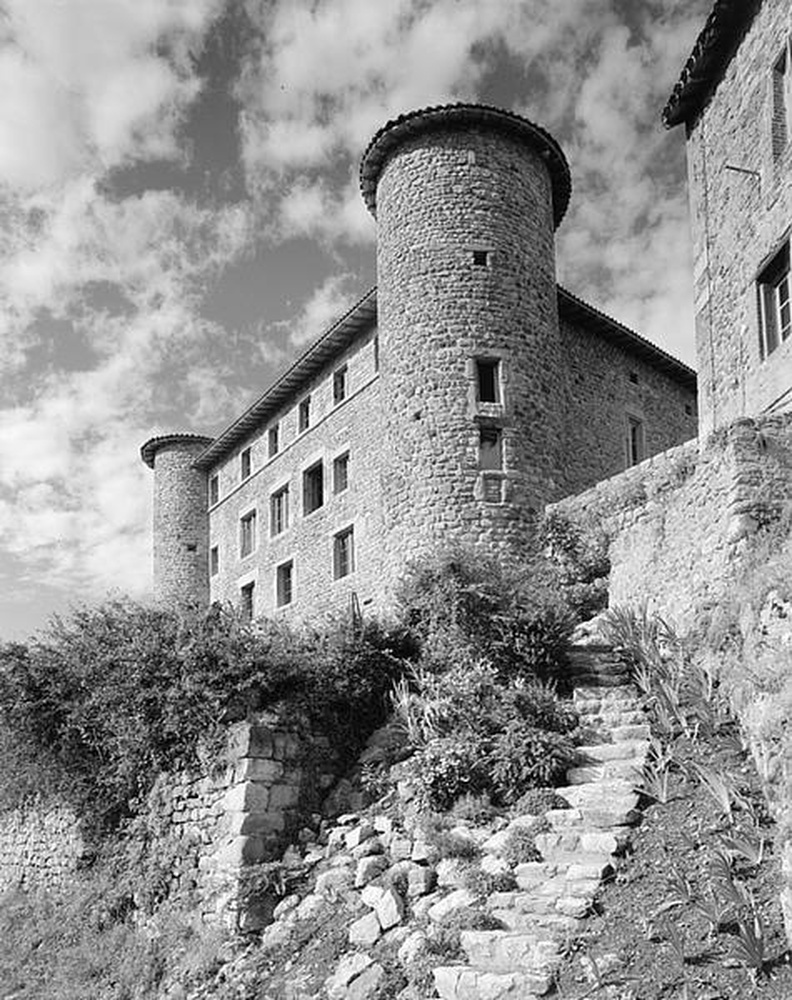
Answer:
[610, 724, 652, 741]
[577, 741, 648, 762]
[490, 909, 578, 938]
[566, 758, 646, 785]
[460, 930, 562, 976]
[434, 965, 551, 999]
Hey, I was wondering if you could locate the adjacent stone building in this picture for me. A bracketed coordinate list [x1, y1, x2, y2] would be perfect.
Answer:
[664, 0, 792, 436]
[142, 104, 697, 620]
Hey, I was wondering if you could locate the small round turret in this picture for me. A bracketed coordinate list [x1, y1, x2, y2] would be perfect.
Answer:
[141, 434, 213, 610]
[360, 103, 571, 565]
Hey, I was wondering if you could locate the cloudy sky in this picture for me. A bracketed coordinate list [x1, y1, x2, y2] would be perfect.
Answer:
[0, 0, 711, 640]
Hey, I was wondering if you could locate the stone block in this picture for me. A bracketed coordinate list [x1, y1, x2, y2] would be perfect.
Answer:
[345, 823, 377, 850]
[234, 758, 284, 784]
[326, 953, 375, 1000]
[228, 722, 274, 760]
[349, 910, 381, 947]
[223, 783, 270, 814]
[316, 868, 354, 898]
[374, 887, 404, 929]
[428, 889, 476, 922]
[355, 855, 389, 888]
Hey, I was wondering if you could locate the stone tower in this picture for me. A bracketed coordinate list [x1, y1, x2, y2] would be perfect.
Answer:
[140, 434, 213, 610]
[359, 103, 571, 567]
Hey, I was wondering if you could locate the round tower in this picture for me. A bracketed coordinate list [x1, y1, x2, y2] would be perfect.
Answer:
[360, 103, 571, 567]
[140, 434, 213, 610]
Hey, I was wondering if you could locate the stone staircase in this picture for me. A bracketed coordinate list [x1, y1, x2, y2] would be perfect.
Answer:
[432, 643, 650, 999]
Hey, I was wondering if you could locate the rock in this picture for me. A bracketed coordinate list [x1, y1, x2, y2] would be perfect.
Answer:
[346, 823, 377, 850]
[326, 953, 375, 1000]
[390, 836, 413, 861]
[580, 952, 623, 984]
[295, 892, 325, 921]
[407, 865, 437, 897]
[347, 962, 385, 1000]
[436, 858, 469, 888]
[398, 929, 428, 966]
[373, 815, 394, 838]
[375, 888, 404, 930]
[428, 888, 476, 922]
[352, 836, 384, 859]
[482, 830, 510, 855]
[411, 840, 434, 863]
[349, 910, 381, 947]
[272, 894, 300, 920]
[316, 868, 354, 898]
[361, 885, 385, 909]
[355, 855, 389, 887]
[337, 813, 361, 826]
[481, 854, 510, 876]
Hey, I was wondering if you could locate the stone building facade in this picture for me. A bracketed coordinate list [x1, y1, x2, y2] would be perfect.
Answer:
[142, 104, 697, 621]
[664, 0, 792, 437]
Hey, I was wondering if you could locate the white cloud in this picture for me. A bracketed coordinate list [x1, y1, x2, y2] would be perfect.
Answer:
[274, 272, 361, 347]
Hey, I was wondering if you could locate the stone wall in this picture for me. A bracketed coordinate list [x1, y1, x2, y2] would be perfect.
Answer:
[0, 716, 340, 929]
[0, 802, 86, 894]
[685, 0, 792, 435]
[547, 414, 792, 631]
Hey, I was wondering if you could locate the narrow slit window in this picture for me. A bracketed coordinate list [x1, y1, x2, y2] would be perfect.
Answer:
[373, 335, 379, 372]
[472, 249, 490, 267]
[479, 427, 503, 470]
[626, 417, 644, 467]
[209, 474, 219, 507]
[268, 424, 279, 458]
[303, 461, 324, 515]
[333, 365, 347, 404]
[476, 359, 500, 403]
[240, 509, 257, 557]
[276, 561, 293, 607]
[240, 581, 255, 621]
[241, 447, 252, 480]
[270, 485, 289, 536]
[210, 545, 219, 576]
[772, 45, 790, 160]
[333, 452, 349, 494]
[333, 527, 355, 580]
[298, 397, 311, 433]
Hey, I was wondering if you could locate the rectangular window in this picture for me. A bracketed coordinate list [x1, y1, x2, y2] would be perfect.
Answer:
[333, 527, 355, 580]
[270, 485, 289, 536]
[209, 474, 219, 507]
[241, 447, 252, 480]
[210, 545, 219, 576]
[476, 359, 500, 403]
[298, 397, 311, 433]
[772, 44, 791, 160]
[303, 461, 324, 515]
[333, 452, 349, 494]
[758, 242, 791, 358]
[333, 365, 347, 404]
[276, 561, 293, 607]
[240, 509, 257, 557]
[268, 424, 279, 458]
[373, 335, 379, 372]
[626, 417, 644, 467]
[240, 581, 255, 621]
[472, 249, 490, 267]
[479, 426, 503, 470]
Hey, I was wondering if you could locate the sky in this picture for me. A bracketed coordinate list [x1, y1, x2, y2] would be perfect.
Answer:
[0, 0, 712, 641]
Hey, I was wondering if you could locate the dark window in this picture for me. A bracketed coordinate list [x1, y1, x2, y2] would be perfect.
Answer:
[240, 581, 255, 621]
[298, 397, 311, 432]
[276, 561, 293, 607]
[210, 546, 219, 576]
[772, 45, 790, 160]
[373, 335, 379, 372]
[303, 461, 324, 515]
[479, 427, 503, 470]
[472, 249, 490, 267]
[240, 509, 257, 557]
[476, 359, 500, 403]
[241, 447, 252, 480]
[758, 242, 791, 358]
[627, 417, 644, 467]
[209, 474, 219, 507]
[333, 527, 354, 580]
[333, 452, 349, 494]
[685, 403, 693, 416]
[268, 424, 279, 458]
[333, 366, 347, 404]
[628, 372, 639, 385]
[270, 485, 289, 536]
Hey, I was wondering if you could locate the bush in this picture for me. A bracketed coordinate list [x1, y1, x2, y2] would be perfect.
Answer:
[408, 736, 490, 812]
[502, 819, 551, 866]
[0, 601, 408, 832]
[489, 719, 579, 804]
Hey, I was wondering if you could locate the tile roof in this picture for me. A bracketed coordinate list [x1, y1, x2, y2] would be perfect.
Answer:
[662, 0, 762, 128]
[359, 103, 571, 229]
[140, 433, 214, 469]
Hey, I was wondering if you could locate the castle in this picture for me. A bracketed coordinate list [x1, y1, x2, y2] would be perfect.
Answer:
[142, 0, 791, 623]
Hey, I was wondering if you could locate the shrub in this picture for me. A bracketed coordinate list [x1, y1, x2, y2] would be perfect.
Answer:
[502, 819, 550, 866]
[489, 719, 579, 804]
[510, 787, 570, 816]
[450, 793, 497, 826]
[407, 736, 490, 811]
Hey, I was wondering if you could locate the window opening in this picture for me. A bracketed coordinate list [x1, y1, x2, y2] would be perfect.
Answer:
[333, 527, 355, 580]
[626, 417, 644, 467]
[479, 427, 503, 470]
[772, 44, 791, 160]
[298, 397, 311, 433]
[268, 424, 279, 458]
[476, 359, 500, 403]
[241, 447, 252, 480]
[472, 249, 490, 267]
[333, 366, 347, 404]
[240, 509, 257, 557]
[210, 546, 219, 576]
[303, 461, 324, 515]
[240, 581, 255, 621]
[373, 336, 379, 372]
[333, 452, 349, 494]
[758, 242, 791, 358]
[276, 561, 293, 607]
[628, 372, 639, 385]
[209, 474, 219, 507]
[270, 485, 289, 536]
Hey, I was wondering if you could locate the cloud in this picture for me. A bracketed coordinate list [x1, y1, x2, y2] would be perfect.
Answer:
[273, 272, 361, 347]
